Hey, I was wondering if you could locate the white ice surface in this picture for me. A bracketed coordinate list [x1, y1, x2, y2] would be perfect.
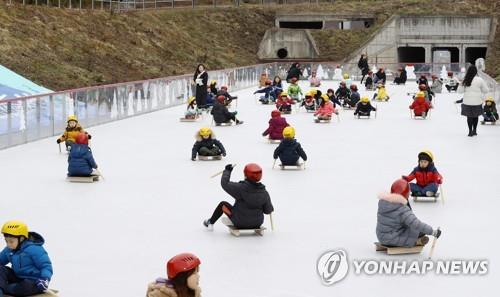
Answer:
[0, 81, 499, 297]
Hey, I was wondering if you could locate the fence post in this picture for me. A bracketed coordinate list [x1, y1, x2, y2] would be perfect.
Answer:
[50, 95, 55, 137]
[80, 0, 82, 9]
[69, 0, 72, 9]
[172, 0, 174, 8]
[22, 100, 28, 144]
[192, 0, 194, 8]
[58, 0, 60, 8]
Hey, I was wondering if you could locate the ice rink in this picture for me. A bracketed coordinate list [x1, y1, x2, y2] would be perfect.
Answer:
[1, 80, 499, 297]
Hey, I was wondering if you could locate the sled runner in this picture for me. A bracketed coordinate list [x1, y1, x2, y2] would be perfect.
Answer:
[480, 120, 496, 125]
[66, 175, 99, 183]
[279, 163, 305, 170]
[180, 116, 200, 122]
[314, 118, 331, 123]
[374, 242, 423, 255]
[222, 217, 266, 237]
[412, 192, 440, 202]
[198, 155, 223, 161]
[214, 122, 233, 126]
[268, 139, 282, 144]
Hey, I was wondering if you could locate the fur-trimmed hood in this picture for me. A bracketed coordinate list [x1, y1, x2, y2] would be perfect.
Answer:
[378, 192, 408, 205]
[146, 282, 201, 297]
[194, 131, 217, 141]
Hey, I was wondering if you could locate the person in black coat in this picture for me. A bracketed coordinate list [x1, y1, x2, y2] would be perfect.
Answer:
[193, 64, 208, 108]
[203, 163, 274, 230]
[273, 127, 307, 166]
[354, 97, 377, 117]
[373, 68, 386, 84]
[417, 75, 429, 87]
[358, 54, 369, 83]
[393, 68, 407, 85]
[211, 96, 243, 125]
[286, 63, 302, 82]
[191, 128, 226, 161]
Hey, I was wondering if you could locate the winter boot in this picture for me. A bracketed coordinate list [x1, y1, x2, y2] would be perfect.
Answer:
[236, 120, 244, 125]
[426, 191, 435, 197]
[203, 219, 214, 231]
[416, 236, 430, 246]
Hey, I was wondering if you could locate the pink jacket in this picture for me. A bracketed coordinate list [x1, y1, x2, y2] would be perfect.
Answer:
[263, 117, 289, 140]
[314, 101, 335, 117]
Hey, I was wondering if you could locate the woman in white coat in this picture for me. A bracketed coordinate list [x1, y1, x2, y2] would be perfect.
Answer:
[457, 65, 489, 137]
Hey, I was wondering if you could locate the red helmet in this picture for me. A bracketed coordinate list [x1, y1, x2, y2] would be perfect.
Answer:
[271, 110, 281, 118]
[217, 95, 225, 103]
[391, 179, 410, 199]
[447, 71, 453, 77]
[75, 133, 88, 145]
[244, 163, 262, 182]
[167, 253, 201, 279]
[221, 86, 228, 91]
[418, 84, 427, 91]
[350, 84, 358, 91]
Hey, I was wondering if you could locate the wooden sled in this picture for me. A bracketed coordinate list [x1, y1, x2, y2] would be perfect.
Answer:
[374, 98, 389, 102]
[481, 120, 496, 125]
[268, 139, 282, 144]
[281, 110, 292, 115]
[279, 163, 305, 170]
[412, 115, 428, 120]
[413, 192, 440, 202]
[314, 118, 331, 123]
[7, 289, 59, 297]
[374, 242, 423, 255]
[198, 155, 222, 161]
[179, 116, 200, 122]
[214, 121, 233, 126]
[66, 175, 99, 183]
[227, 225, 266, 237]
[356, 114, 372, 119]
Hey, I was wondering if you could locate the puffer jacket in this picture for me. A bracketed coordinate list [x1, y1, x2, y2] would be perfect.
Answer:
[191, 132, 226, 159]
[335, 87, 351, 99]
[68, 144, 97, 176]
[314, 101, 335, 117]
[210, 101, 232, 124]
[273, 138, 307, 165]
[410, 96, 432, 116]
[404, 163, 442, 186]
[354, 102, 376, 114]
[58, 123, 85, 143]
[375, 87, 389, 100]
[350, 91, 360, 107]
[431, 79, 443, 93]
[276, 96, 293, 109]
[287, 84, 303, 97]
[0, 232, 53, 280]
[459, 76, 489, 106]
[221, 170, 274, 229]
[483, 102, 499, 119]
[146, 279, 201, 297]
[263, 117, 289, 140]
[376, 193, 433, 247]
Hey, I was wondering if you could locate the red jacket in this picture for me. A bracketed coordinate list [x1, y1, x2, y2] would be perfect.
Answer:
[410, 97, 431, 116]
[314, 101, 336, 117]
[404, 163, 442, 186]
[263, 117, 289, 140]
[276, 96, 293, 109]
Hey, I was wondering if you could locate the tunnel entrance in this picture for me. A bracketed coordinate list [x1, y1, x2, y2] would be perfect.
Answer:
[397, 47, 425, 63]
[465, 47, 487, 64]
[432, 47, 459, 63]
[277, 48, 288, 59]
[279, 21, 323, 29]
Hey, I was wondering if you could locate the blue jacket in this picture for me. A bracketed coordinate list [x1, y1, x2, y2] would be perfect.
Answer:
[273, 139, 307, 165]
[68, 144, 97, 176]
[0, 232, 53, 280]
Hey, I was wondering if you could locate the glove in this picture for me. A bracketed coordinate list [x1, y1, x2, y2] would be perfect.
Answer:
[225, 164, 234, 171]
[262, 132, 266, 137]
[87, 134, 92, 140]
[402, 175, 410, 181]
[56, 139, 61, 144]
[222, 152, 226, 157]
[437, 177, 443, 185]
[36, 279, 49, 291]
[432, 229, 442, 238]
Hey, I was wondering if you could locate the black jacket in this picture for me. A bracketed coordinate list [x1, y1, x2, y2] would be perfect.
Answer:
[273, 139, 307, 165]
[358, 57, 369, 75]
[286, 63, 302, 81]
[365, 76, 373, 87]
[335, 87, 351, 99]
[355, 102, 376, 115]
[191, 137, 226, 159]
[211, 101, 233, 123]
[375, 71, 386, 82]
[221, 170, 274, 229]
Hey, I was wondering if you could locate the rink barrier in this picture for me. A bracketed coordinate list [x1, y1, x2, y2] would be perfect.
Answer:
[1, 61, 498, 150]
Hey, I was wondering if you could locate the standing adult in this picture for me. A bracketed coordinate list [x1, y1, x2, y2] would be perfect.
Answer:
[457, 65, 489, 137]
[286, 63, 302, 82]
[193, 64, 208, 108]
[358, 54, 369, 84]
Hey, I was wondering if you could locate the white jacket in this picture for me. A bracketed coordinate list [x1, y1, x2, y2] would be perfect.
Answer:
[459, 76, 489, 106]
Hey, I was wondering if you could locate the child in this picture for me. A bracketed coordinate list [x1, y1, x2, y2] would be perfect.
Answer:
[301, 91, 316, 111]
[211, 95, 243, 125]
[203, 164, 274, 230]
[410, 91, 432, 118]
[67, 133, 99, 177]
[262, 110, 289, 140]
[354, 96, 376, 117]
[365, 71, 374, 90]
[217, 86, 237, 105]
[276, 91, 294, 113]
[273, 127, 307, 166]
[272, 76, 283, 99]
[343, 73, 352, 88]
[402, 151, 443, 197]
[482, 97, 499, 123]
[184, 96, 199, 119]
[146, 253, 201, 297]
[345, 84, 360, 108]
[209, 80, 218, 95]
[418, 83, 434, 102]
[191, 127, 226, 161]
[393, 68, 407, 85]
[56, 115, 90, 151]
[309, 71, 321, 87]
[0, 220, 53, 296]
[335, 81, 351, 104]
[287, 77, 303, 102]
[372, 83, 389, 101]
[326, 88, 342, 107]
[376, 179, 442, 247]
[417, 75, 429, 87]
[254, 80, 275, 104]
[314, 94, 337, 121]
[430, 75, 443, 94]
[309, 89, 322, 106]
[445, 71, 459, 92]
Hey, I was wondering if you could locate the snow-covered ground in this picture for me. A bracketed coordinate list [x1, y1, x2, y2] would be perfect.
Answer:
[0, 80, 499, 297]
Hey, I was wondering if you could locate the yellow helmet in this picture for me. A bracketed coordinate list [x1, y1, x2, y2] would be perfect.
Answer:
[2, 221, 29, 238]
[361, 96, 370, 103]
[188, 96, 196, 105]
[210, 80, 217, 86]
[280, 91, 288, 97]
[67, 115, 78, 122]
[305, 91, 313, 97]
[199, 127, 212, 138]
[485, 96, 494, 103]
[415, 91, 425, 98]
[321, 94, 330, 101]
[283, 126, 295, 139]
[310, 89, 318, 95]
[418, 150, 434, 162]
[343, 73, 350, 79]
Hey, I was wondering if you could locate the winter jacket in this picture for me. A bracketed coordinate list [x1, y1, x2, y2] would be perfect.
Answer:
[68, 144, 97, 176]
[263, 117, 289, 140]
[146, 279, 201, 297]
[431, 79, 443, 93]
[417, 77, 429, 87]
[335, 87, 351, 99]
[404, 163, 442, 187]
[273, 138, 307, 165]
[287, 84, 303, 97]
[358, 57, 369, 75]
[211, 101, 233, 124]
[410, 96, 431, 116]
[286, 64, 302, 81]
[375, 87, 389, 100]
[483, 102, 499, 119]
[376, 193, 433, 247]
[191, 132, 226, 159]
[309, 77, 321, 87]
[354, 102, 376, 115]
[0, 232, 53, 281]
[276, 96, 293, 109]
[58, 123, 85, 143]
[221, 170, 274, 229]
[459, 76, 489, 106]
[365, 76, 374, 88]
[254, 86, 274, 99]
[350, 91, 360, 107]
[314, 101, 335, 117]
[374, 71, 386, 83]
[398, 70, 407, 83]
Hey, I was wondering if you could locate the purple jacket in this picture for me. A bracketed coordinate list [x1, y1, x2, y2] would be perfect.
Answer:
[263, 117, 289, 140]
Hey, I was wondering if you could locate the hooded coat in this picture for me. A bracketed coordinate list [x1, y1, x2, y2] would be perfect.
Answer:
[263, 117, 289, 140]
[191, 132, 226, 159]
[410, 96, 431, 116]
[376, 193, 433, 247]
[314, 101, 335, 117]
[404, 163, 442, 187]
[68, 144, 97, 176]
[273, 138, 307, 165]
